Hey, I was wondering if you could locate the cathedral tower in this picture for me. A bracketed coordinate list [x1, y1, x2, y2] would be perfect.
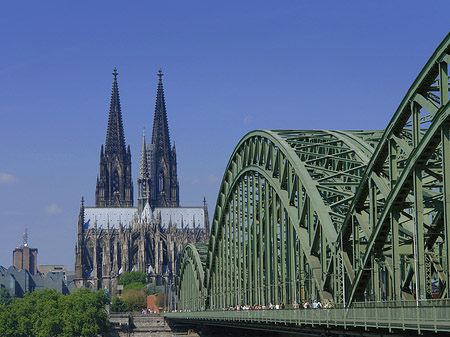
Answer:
[95, 68, 133, 207]
[138, 69, 179, 208]
[75, 68, 209, 294]
[137, 130, 151, 213]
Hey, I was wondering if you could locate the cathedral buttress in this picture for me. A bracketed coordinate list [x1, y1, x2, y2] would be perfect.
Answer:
[95, 67, 133, 207]
[75, 197, 86, 282]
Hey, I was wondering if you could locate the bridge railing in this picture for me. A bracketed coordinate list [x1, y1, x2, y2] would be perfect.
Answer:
[165, 301, 450, 334]
[348, 298, 450, 308]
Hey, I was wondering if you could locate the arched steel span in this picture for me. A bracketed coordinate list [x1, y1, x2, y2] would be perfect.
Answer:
[177, 243, 207, 311]
[340, 32, 450, 306]
[203, 129, 392, 309]
[177, 32, 450, 309]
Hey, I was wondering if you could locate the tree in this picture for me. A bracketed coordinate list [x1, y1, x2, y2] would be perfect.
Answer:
[0, 301, 18, 337]
[123, 281, 145, 293]
[110, 296, 130, 313]
[122, 290, 146, 311]
[29, 289, 62, 337]
[59, 288, 109, 337]
[118, 271, 147, 286]
[0, 288, 11, 306]
[0, 288, 109, 337]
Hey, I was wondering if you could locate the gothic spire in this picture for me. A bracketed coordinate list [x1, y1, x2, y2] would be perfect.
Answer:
[96, 68, 133, 207]
[146, 69, 179, 207]
[140, 128, 149, 177]
[151, 68, 171, 153]
[105, 67, 126, 155]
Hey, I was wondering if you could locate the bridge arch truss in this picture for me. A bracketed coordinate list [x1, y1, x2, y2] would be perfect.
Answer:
[177, 33, 450, 309]
[204, 129, 384, 309]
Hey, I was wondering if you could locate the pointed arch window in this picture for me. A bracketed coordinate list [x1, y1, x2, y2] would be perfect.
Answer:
[159, 173, 164, 192]
[112, 170, 119, 193]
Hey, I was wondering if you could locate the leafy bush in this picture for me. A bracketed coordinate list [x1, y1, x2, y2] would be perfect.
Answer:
[123, 281, 145, 293]
[118, 271, 146, 286]
[122, 290, 146, 311]
[110, 296, 130, 313]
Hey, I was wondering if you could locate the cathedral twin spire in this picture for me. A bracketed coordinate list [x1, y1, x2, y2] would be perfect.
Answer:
[138, 68, 179, 211]
[95, 67, 133, 207]
[105, 67, 127, 156]
[95, 67, 179, 210]
[151, 69, 172, 157]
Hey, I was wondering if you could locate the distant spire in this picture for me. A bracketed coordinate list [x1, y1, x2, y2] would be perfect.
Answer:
[113, 66, 118, 80]
[78, 196, 85, 233]
[140, 128, 149, 177]
[151, 68, 171, 151]
[147, 69, 179, 207]
[105, 67, 126, 155]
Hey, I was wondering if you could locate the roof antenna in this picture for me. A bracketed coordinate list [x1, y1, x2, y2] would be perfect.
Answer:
[23, 228, 28, 247]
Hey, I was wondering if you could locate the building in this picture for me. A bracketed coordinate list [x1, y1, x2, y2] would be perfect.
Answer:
[0, 266, 70, 296]
[38, 265, 75, 286]
[13, 229, 38, 275]
[37, 264, 66, 278]
[74, 68, 209, 293]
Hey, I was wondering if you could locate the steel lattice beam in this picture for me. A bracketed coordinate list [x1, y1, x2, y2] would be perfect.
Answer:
[177, 32, 450, 310]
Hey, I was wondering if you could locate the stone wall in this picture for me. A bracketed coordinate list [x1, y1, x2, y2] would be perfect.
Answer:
[107, 313, 175, 337]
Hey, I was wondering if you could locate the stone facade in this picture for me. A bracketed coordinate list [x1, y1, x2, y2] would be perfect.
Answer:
[74, 69, 209, 293]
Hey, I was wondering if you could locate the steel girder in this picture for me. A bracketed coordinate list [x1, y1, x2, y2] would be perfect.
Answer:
[177, 33, 450, 310]
[341, 32, 450, 306]
[178, 243, 206, 311]
[202, 129, 385, 309]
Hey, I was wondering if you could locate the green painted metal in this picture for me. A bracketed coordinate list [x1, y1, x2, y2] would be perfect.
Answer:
[166, 300, 450, 334]
[176, 32, 450, 319]
[202, 129, 384, 309]
[177, 243, 208, 311]
[340, 32, 450, 306]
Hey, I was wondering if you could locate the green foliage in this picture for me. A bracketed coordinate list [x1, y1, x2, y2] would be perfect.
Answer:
[122, 289, 146, 310]
[59, 288, 109, 337]
[118, 271, 146, 286]
[0, 288, 12, 306]
[0, 288, 109, 337]
[110, 296, 130, 313]
[123, 281, 145, 293]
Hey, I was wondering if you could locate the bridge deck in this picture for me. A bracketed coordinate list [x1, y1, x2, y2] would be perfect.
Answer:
[166, 304, 450, 334]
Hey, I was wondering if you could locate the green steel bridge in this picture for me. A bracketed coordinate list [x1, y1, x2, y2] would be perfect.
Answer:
[166, 33, 450, 335]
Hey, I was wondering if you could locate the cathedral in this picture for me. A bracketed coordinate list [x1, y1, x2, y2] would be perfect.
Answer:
[74, 68, 210, 292]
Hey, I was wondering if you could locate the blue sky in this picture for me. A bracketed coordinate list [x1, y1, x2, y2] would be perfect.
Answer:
[1, 1, 450, 269]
